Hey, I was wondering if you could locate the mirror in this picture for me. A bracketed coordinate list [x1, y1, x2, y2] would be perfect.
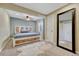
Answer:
[57, 8, 75, 53]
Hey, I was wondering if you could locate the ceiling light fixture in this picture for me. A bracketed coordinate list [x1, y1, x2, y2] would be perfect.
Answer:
[26, 16, 30, 21]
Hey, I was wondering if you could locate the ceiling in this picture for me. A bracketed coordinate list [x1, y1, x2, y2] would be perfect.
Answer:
[6, 9, 42, 21]
[14, 3, 68, 15]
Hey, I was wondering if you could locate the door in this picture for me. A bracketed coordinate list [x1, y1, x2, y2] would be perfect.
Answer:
[47, 17, 54, 42]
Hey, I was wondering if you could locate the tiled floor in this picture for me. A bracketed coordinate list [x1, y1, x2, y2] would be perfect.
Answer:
[0, 40, 78, 56]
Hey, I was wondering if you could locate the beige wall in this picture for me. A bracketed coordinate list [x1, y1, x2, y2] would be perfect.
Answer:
[46, 3, 79, 53]
[0, 8, 10, 50]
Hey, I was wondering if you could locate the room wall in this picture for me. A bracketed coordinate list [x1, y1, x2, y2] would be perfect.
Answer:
[46, 3, 79, 53]
[36, 19, 44, 40]
[10, 17, 36, 36]
[0, 8, 10, 50]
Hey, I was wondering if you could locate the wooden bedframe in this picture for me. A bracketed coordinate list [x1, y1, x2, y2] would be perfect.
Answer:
[12, 35, 40, 47]
[12, 26, 40, 47]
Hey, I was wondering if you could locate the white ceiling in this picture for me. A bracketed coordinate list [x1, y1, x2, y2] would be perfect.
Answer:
[14, 3, 68, 15]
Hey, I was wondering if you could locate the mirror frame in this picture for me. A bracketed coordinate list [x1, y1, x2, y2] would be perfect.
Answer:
[57, 8, 76, 53]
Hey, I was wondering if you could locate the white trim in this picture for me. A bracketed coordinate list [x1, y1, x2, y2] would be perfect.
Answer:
[0, 48, 2, 52]
[0, 37, 10, 52]
[76, 51, 79, 55]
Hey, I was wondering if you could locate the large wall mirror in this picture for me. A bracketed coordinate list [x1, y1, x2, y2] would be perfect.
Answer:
[57, 8, 76, 53]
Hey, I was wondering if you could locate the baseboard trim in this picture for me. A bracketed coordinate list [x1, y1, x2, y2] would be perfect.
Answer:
[43, 40, 56, 46]
[0, 48, 2, 52]
[76, 51, 79, 55]
[0, 36, 10, 52]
